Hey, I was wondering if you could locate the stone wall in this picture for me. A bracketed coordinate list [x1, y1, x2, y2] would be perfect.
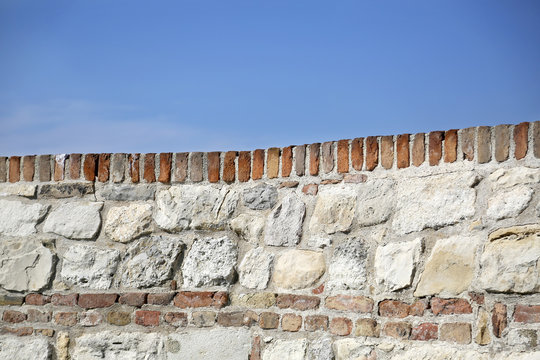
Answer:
[0, 122, 539, 359]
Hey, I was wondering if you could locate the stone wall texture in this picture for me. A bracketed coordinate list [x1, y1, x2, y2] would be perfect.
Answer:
[0, 121, 539, 359]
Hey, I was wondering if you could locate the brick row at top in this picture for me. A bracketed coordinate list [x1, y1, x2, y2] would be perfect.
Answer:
[1, 122, 538, 184]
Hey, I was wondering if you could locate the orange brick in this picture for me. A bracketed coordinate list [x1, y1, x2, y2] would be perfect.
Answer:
[97, 153, 111, 182]
[412, 133, 425, 166]
[494, 124, 510, 162]
[158, 153, 172, 183]
[337, 139, 349, 173]
[365, 136, 378, 171]
[396, 134, 410, 169]
[135, 310, 160, 326]
[129, 153, 140, 183]
[380, 136, 393, 169]
[252, 149, 264, 180]
[22, 155, 35, 181]
[223, 151, 237, 183]
[8, 156, 20, 183]
[69, 153, 81, 180]
[281, 146, 293, 177]
[461, 127, 475, 161]
[83, 154, 98, 181]
[174, 152, 188, 182]
[267, 148, 280, 178]
[514, 122, 529, 160]
[428, 131, 443, 165]
[143, 153, 156, 182]
[208, 152, 220, 183]
[444, 129, 458, 163]
[309, 143, 320, 175]
[238, 151, 251, 182]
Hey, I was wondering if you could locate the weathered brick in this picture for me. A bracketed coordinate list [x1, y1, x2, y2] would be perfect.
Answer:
[276, 294, 320, 311]
[444, 129, 458, 163]
[335, 140, 348, 173]
[0, 327, 33, 336]
[309, 143, 321, 175]
[477, 126, 491, 163]
[97, 153, 111, 182]
[238, 151, 251, 182]
[267, 148, 280, 178]
[39, 154, 52, 182]
[409, 300, 427, 316]
[252, 149, 265, 180]
[365, 136, 378, 171]
[330, 317, 352, 336]
[384, 322, 411, 339]
[164, 312, 188, 327]
[396, 134, 410, 169]
[379, 300, 410, 318]
[25, 294, 51, 306]
[129, 153, 140, 183]
[135, 310, 160, 326]
[35, 329, 55, 337]
[8, 156, 20, 183]
[412, 133, 425, 166]
[321, 141, 334, 173]
[174, 152, 188, 182]
[78, 294, 117, 309]
[534, 121, 540, 158]
[250, 335, 262, 360]
[326, 295, 373, 313]
[69, 153, 81, 180]
[461, 127, 475, 161]
[217, 311, 252, 327]
[83, 154, 97, 181]
[281, 146, 293, 177]
[305, 315, 328, 331]
[321, 179, 342, 184]
[22, 155, 35, 181]
[173, 291, 228, 309]
[190, 152, 203, 182]
[380, 136, 394, 169]
[0, 295, 24, 306]
[410, 323, 438, 341]
[54, 312, 77, 326]
[279, 181, 299, 188]
[107, 311, 131, 326]
[494, 124, 510, 162]
[514, 122, 529, 160]
[222, 151, 237, 183]
[428, 131, 443, 166]
[302, 184, 318, 195]
[143, 153, 156, 182]
[514, 304, 540, 324]
[468, 292, 485, 305]
[294, 145, 306, 176]
[351, 138, 364, 170]
[0, 157, 6, 182]
[344, 174, 367, 183]
[53, 155, 66, 181]
[281, 313, 302, 332]
[440, 323, 471, 344]
[118, 293, 147, 307]
[79, 311, 103, 326]
[51, 294, 78, 306]
[191, 311, 216, 327]
[3, 310, 26, 323]
[147, 292, 175, 305]
[431, 298, 472, 315]
[158, 152, 172, 183]
[492, 303, 507, 337]
[259, 312, 279, 329]
[355, 318, 380, 337]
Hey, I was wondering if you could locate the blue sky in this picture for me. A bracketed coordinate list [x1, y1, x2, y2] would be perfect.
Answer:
[1, 0, 539, 155]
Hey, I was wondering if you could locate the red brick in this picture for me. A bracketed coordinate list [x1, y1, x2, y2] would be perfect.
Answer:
[428, 131, 443, 166]
[411, 323, 438, 341]
[143, 153, 156, 182]
[281, 313, 302, 332]
[279, 181, 299, 188]
[379, 300, 410, 318]
[25, 294, 51, 306]
[477, 126, 491, 163]
[514, 304, 540, 324]
[295, 145, 306, 176]
[8, 156, 20, 183]
[51, 294, 78, 306]
[534, 121, 540, 158]
[129, 153, 140, 183]
[431, 298, 472, 315]
[321, 141, 334, 173]
[514, 122, 529, 160]
[190, 152, 203, 182]
[78, 293, 117, 309]
[83, 154, 98, 181]
[312, 283, 324, 295]
[302, 183, 318, 195]
[326, 295, 373, 313]
[135, 310, 160, 326]
[276, 294, 320, 311]
[259, 312, 279, 329]
[440, 323, 471, 344]
[365, 136, 378, 171]
[492, 303, 507, 337]
[3, 310, 26, 323]
[351, 138, 364, 170]
[174, 152, 188, 182]
[222, 151, 237, 183]
[309, 143, 321, 175]
[412, 133, 425, 166]
[267, 148, 280, 178]
[494, 124, 510, 162]
[164, 312, 188, 327]
[158, 152, 172, 183]
[173, 291, 228, 309]
[461, 127, 475, 161]
[250, 335, 262, 360]
[305, 315, 328, 331]
[444, 129, 458, 163]
[22, 156, 35, 181]
[330, 317, 352, 336]
[384, 322, 411, 339]
[27, 309, 51, 323]
[119, 293, 147, 307]
[281, 146, 293, 177]
[252, 149, 265, 180]
[54, 312, 77, 326]
[380, 136, 394, 169]
[0, 327, 33, 336]
[238, 151, 251, 182]
[343, 174, 367, 183]
[396, 134, 410, 169]
[97, 153, 111, 182]
[0, 157, 6, 182]
[468, 292, 484, 305]
[147, 292, 175, 305]
[54, 155, 66, 181]
[207, 152, 220, 183]
[336, 140, 349, 173]
[69, 153, 81, 180]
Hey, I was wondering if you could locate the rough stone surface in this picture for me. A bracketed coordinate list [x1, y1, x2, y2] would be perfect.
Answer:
[96, 184, 155, 201]
[0, 183, 37, 197]
[0, 239, 54, 292]
[72, 331, 164, 359]
[508, 329, 538, 348]
[307, 336, 334, 360]
[0, 335, 51, 360]
[230, 214, 265, 243]
[415, 236, 477, 296]
[475, 308, 491, 345]
[167, 328, 251, 359]
[391, 345, 489, 360]
[486, 186, 533, 220]
[309, 186, 356, 234]
[489, 167, 540, 189]
[263, 339, 307, 360]
[61, 244, 120, 289]
[273, 249, 325, 289]
[243, 183, 278, 210]
[39, 183, 94, 198]
[43, 201, 103, 239]
[375, 238, 421, 292]
[118, 235, 184, 288]
[333, 339, 372, 360]
[238, 247, 274, 289]
[104, 203, 153, 243]
[154, 185, 238, 231]
[182, 236, 238, 287]
[327, 239, 367, 290]
[393, 172, 477, 234]
[264, 193, 306, 247]
[0, 200, 49, 236]
[356, 180, 394, 227]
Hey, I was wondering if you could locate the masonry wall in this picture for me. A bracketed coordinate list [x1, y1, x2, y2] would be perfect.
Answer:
[0, 122, 539, 360]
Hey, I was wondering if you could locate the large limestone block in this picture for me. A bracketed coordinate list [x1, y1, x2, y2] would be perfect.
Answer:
[167, 328, 251, 359]
[96, 184, 155, 201]
[104, 203, 153, 243]
[327, 239, 367, 290]
[263, 339, 307, 360]
[375, 238, 422, 292]
[61, 244, 120, 289]
[0, 200, 49, 236]
[242, 183, 278, 210]
[479, 225, 540, 293]
[118, 235, 184, 288]
[391, 345, 489, 360]
[393, 172, 477, 234]
[230, 214, 265, 243]
[72, 331, 164, 360]
[310, 186, 356, 234]
[307, 336, 334, 360]
[238, 247, 274, 289]
[182, 236, 237, 287]
[0, 336, 51, 360]
[489, 167, 540, 189]
[264, 193, 305, 246]
[486, 186, 533, 220]
[154, 185, 238, 231]
[0, 239, 54, 292]
[414, 236, 477, 297]
[0, 183, 37, 197]
[333, 339, 372, 360]
[356, 179, 395, 227]
[43, 201, 103, 239]
[273, 249, 325, 289]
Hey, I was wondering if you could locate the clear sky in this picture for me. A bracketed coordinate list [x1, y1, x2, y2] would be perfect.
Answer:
[1, 0, 539, 156]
